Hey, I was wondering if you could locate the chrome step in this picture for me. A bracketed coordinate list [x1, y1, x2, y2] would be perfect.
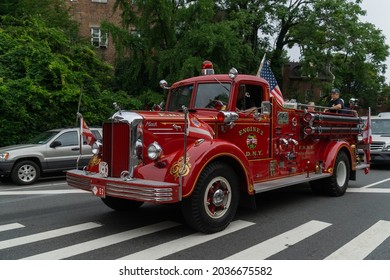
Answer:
[253, 172, 331, 193]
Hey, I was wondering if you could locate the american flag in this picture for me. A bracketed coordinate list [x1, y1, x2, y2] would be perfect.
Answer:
[257, 58, 284, 105]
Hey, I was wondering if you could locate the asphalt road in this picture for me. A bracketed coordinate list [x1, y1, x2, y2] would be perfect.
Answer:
[0, 165, 390, 260]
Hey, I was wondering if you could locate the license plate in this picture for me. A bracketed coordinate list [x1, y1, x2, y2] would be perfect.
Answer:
[92, 185, 105, 198]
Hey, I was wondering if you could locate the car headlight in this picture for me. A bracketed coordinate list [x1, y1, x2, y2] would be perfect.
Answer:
[384, 145, 390, 152]
[147, 142, 163, 161]
[0, 153, 9, 161]
[92, 140, 103, 155]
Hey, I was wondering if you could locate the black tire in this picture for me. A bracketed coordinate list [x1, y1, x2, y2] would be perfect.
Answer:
[101, 196, 144, 211]
[181, 162, 239, 233]
[11, 160, 40, 185]
[310, 151, 350, 197]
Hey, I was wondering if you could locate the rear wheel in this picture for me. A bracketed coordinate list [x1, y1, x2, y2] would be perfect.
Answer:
[181, 162, 239, 233]
[310, 151, 350, 196]
[101, 196, 144, 211]
[11, 160, 40, 185]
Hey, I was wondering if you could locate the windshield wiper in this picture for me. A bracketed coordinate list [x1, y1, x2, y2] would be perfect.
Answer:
[213, 77, 230, 93]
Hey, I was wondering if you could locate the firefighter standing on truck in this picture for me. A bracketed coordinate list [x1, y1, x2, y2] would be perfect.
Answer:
[325, 88, 344, 113]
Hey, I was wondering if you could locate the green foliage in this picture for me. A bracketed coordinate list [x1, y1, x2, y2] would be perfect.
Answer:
[0, 15, 123, 146]
[1, 0, 390, 146]
[107, 0, 257, 97]
[263, 0, 389, 109]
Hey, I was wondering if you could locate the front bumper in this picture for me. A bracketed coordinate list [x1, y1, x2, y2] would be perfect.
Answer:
[370, 151, 390, 164]
[66, 170, 180, 203]
[0, 161, 14, 177]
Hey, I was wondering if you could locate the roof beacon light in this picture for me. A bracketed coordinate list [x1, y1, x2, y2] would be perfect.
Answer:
[201, 60, 214, 75]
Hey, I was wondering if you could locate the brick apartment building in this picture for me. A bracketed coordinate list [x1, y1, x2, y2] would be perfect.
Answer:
[67, 0, 123, 64]
[282, 62, 334, 104]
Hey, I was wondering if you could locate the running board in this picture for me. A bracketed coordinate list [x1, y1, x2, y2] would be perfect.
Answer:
[253, 172, 331, 193]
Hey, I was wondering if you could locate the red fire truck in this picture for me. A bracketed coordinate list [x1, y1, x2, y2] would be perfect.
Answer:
[67, 61, 368, 233]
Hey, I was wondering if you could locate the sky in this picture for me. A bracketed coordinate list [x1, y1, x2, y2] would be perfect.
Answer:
[288, 0, 390, 82]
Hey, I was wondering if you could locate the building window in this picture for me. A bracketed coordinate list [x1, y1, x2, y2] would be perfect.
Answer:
[91, 0, 108, 3]
[91, 27, 108, 48]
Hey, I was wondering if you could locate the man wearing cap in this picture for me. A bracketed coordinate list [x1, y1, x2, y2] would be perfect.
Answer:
[325, 88, 344, 113]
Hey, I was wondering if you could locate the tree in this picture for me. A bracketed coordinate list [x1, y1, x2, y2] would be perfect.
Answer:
[106, 0, 256, 101]
[257, 0, 388, 109]
[0, 15, 140, 146]
[108, 0, 389, 111]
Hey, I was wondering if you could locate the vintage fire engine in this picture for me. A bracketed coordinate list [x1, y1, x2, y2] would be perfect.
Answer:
[67, 61, 368, 233]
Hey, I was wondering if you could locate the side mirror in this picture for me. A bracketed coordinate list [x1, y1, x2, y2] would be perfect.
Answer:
[254, 101, 271, 121]
[159, 80, 170, 89]
[50, 140, 62, 148]
[261, 101, 271, 115]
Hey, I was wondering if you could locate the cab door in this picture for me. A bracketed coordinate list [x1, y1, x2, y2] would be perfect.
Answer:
[230, 83, 271, 161]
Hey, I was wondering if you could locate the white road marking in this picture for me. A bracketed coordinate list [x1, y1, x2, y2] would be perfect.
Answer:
[22, 221, 180, 260]
[119, 220, 255, 260]
[0, 223, 25, 233]
[347, 188, 390, 193]
[360, 178, 390, 189]
[225, 220, 331, 260]
[0, 182, 67, 191]
[0, 222, 101, 250]
[0, 190, 87, 195]
[325, 220, 390, 260]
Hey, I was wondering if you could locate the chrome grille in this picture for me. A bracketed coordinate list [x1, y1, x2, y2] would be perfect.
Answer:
[103, 122, 130, 178]
[371, 141, 385, 151]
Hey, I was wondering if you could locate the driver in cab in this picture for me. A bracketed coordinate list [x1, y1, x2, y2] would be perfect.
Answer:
[236, 84, 256, 113]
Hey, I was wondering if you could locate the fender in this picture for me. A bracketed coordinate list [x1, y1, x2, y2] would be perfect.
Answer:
[177, 139, 253, 198]
[134, 139, 253, 198]
[320, 140, 354, 175]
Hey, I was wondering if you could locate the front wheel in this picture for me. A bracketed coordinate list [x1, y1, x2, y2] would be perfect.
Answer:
[310, 151, 350, 196]
[181, 162, 239, 233]
[11, 160, 40, 185]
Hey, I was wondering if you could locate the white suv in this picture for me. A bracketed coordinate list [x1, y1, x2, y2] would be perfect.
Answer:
[0, 128, 102, 185]
[369, 114, 390, 164]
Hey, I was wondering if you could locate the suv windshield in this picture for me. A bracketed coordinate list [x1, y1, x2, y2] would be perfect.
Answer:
[371, 119, 390, 135]
[167, 83, 231, 111]
[28, 131, 59, 144]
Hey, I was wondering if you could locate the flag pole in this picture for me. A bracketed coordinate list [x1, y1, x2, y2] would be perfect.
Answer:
[76, 112, 83, 170]
[256, 53, 266, 76]
[76, 87, 83, 170]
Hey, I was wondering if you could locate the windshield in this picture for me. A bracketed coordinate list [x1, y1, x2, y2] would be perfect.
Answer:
[371, 119, 390, 135]
[194, 83, 231, 108]
[167, 83, 231, 111]
[167, 85, 194, 111]
[28, 131, 59, 144]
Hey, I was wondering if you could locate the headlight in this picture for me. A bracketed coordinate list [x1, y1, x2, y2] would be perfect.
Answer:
[0, 153, 9, 161]
[92, 140, 103, 155]
[147, 142, 163, 161]
[384, 145, 390, 152]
